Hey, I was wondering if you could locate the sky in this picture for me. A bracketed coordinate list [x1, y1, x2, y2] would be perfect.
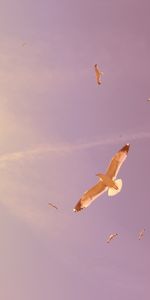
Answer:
[0, 0, 150, 299]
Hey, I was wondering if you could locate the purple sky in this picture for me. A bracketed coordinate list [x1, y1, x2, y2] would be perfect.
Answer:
[0, 0, 150, 299]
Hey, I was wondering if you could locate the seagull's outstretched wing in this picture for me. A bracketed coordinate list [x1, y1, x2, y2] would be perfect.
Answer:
[73, 181, 107, 212]
[106, 144, 130, 180]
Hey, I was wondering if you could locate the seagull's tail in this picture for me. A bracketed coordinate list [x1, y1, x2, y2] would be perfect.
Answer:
[108, 179, 122, 196]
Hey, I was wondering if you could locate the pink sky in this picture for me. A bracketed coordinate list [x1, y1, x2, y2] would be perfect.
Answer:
[0, 0, 150, 299]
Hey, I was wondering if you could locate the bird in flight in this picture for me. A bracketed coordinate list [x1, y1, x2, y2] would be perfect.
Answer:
[94, 64, 104, 85]
[73, 144, 130, 212]
[107, 233, 118, 243]
[48, 202, 58, 210]
[21, 42, 27, 47]
[138, 228, 145, 240]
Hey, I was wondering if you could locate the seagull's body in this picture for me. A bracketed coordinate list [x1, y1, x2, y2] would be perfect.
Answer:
[138, 228, 145, 240]
[73, 144, 130, 212]
[107, 233, 118, 243]
[48, 202, 58, 210]
[94, 64, 104, 85]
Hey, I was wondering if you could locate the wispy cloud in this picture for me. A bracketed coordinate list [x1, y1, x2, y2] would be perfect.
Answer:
[0, 131, 150, 165]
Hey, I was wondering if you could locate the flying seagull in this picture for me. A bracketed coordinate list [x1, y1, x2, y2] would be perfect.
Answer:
[94, 64, 104, 85]
[48, 202, 58, 210]
[138, 228, 145, 240]
[73, 144, 130, 212]
[107, 233, 118, 243]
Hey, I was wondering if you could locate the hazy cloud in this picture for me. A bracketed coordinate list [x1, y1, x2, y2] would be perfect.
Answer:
[0, 131, 150, 165]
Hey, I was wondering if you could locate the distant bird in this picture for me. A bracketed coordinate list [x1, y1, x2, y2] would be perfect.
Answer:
[107, 233, 118, 243]
[21, 42, 27, 47]
[94, 64, 104, 85]
[73, 144, 130, 212]
[138, 228, 145, 240]
[48, 202, 58, 210]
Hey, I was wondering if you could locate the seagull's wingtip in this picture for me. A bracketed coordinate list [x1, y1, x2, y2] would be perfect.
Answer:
[120, 144, 130, 153]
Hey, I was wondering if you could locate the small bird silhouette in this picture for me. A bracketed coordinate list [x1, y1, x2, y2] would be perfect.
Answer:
[138, 228, 145, 240]
[21, 42, 27, 47]
[107, 233, 118, 243]
[48, 202, 58, 210]
[94, 64, 104, 85]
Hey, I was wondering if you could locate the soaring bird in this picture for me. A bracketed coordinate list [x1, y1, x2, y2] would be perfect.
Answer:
[107, 233, 118, 243]
[73, 144, 130, 212]
[48, 202, 58, 210]
[94, 64, 104, 85]
[21, 42, 27, 47]
[138, 228, 145, 240]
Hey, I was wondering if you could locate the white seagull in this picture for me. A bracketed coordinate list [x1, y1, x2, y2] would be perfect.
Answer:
[107, 233, 118, 243]
[138, 228, 145, 240]
[94, 64, 104, 85]
[73, 144, 130, 212]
